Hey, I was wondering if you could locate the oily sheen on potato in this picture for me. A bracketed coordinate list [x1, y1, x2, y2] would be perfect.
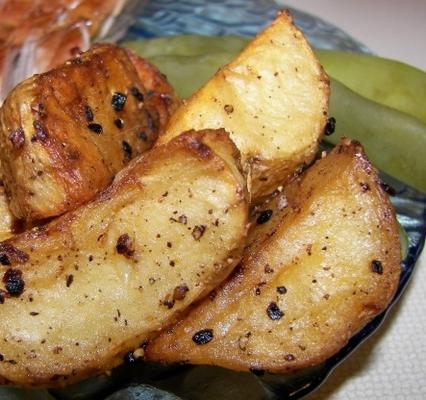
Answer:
[157, 11, 329, 202]
[0, 129, 248, 387]
[0, 44, 179, 222]
[146, 139, 401, 373]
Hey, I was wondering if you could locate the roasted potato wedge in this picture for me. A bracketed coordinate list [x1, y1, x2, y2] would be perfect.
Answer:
[157, 11, 329, 202]
[146, 139, 401, 373]
[0, 44, 179, 222]
[0, 129, 248, 387]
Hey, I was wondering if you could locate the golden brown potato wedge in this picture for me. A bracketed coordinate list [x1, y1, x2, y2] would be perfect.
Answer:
[0, 129, 248, 387]
[0, 44, 179, 222]
[157, 11, 329, 202]
[146, 139, 401, 374]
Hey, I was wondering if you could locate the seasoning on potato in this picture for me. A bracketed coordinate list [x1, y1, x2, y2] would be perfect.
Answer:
[0, 44, 179, 223]
[156, 11, 330, 203]
[146, 139, 401, 373]
[0, 129, 248, 387]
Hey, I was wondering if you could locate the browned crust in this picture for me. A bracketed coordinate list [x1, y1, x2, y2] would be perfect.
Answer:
[0, 44, 180, 222]
[145, 138, 401, 373]
[0, 129, 249, 387]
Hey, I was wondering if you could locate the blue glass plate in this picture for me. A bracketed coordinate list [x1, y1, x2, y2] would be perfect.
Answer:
[2, 1, 424, 399]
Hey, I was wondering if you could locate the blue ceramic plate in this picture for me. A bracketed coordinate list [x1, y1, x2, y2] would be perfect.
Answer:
[2, 1, 424, 399]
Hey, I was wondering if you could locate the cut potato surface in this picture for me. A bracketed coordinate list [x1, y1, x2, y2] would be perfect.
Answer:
[0, 44, 179, 222]
[157, 11, 329, 202]
[0, 129, 248, 387]
[146, 139, 401, 373]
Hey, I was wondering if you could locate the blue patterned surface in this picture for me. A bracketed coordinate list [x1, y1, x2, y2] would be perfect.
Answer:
[126, 0, 372, 53]
[3, 1, 423, 399]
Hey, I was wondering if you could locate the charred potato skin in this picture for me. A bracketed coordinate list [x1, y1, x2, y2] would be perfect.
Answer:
[0, 129, 248, 387]
[0, 44, 179, 222]
[146, 139, 401, 373]
[157, 11, 329, 202]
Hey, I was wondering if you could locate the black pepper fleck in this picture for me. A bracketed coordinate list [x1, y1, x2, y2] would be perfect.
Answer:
[284, 354, 296, 361]
[264, 264, 274, 273]
[116, 234, 135, 258]
[87, 123, 103, 134]
[162, 299, 175, 309]
[0, 254, 10, 266]
[173, 284, 189, 301]
[66, 274, 74, 287]
[114, 118, 124, 129]
[122, 141, 132, 160]
[192, 329, 214, 345]
[84, 105, 94, 122]
[360, 182, 370, 192]
[371, 260, 383, 274]
[277, 286, 287, 295]
[131, 87, 144, 102]
[257, 209, 273, 224]
[3, 268, 25, 297]
[192, 225, 206, 240]
[324, 117, 336, 136]
[0, 289, 7, 304]
[266, 302, 284, 320]
[112, 92, 127, 111]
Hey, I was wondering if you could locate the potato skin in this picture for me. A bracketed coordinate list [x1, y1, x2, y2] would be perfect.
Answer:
[0, 44, 179, 222]
[0, 129, 248, 387]
[157, 11, 329, 202]
[146, 139, 401, 373]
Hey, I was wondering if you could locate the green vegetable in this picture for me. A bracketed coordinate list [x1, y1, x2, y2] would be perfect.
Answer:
[316, 49, 426, 125]
[124, 36, 426, 191]
[124, 35, 247, 58]
[327, 78, 426, 192]
[148, 52, 236, 98]
[124, 36, 247, 98]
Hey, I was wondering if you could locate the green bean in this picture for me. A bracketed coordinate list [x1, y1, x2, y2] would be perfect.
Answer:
[316, 50, 426, 125]
[148, 52, 236, 98]
[327, 78, 426, 192]
[123, 35, 247, 58]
